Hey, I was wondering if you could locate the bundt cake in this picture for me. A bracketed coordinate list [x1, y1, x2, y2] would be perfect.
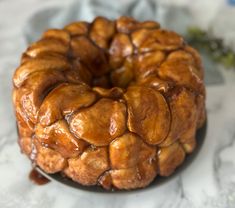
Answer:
[12, 16, 206, 190]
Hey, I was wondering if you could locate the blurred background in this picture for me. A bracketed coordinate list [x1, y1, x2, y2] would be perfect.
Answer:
[0, 0, 235, 207]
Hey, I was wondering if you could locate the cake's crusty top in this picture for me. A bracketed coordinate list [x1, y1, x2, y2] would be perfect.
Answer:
[13, 16, 206, 190]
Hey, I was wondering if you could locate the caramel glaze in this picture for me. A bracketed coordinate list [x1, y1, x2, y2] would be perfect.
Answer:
[29, 169, 50, 185]
[13, 16, 206, 190]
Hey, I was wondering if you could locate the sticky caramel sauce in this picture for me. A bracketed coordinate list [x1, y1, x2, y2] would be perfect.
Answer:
[29, 169, 50, 185]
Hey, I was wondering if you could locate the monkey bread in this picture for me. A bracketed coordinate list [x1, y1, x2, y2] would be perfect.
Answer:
[12, 16, 206, 190]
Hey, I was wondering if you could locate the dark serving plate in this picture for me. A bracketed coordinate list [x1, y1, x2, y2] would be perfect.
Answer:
[36, 120, 207, 193]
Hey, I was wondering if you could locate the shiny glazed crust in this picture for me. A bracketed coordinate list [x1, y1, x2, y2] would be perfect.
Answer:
[13, 16, 206, 190]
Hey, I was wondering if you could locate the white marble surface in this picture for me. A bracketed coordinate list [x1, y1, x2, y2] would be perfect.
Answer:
[1, 0, 235, 207]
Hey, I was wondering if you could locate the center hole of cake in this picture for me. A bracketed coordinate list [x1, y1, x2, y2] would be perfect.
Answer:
[91, 67, 134, 89]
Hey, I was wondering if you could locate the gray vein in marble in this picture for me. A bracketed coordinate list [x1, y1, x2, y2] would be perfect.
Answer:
[213, 128, 235, 189]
